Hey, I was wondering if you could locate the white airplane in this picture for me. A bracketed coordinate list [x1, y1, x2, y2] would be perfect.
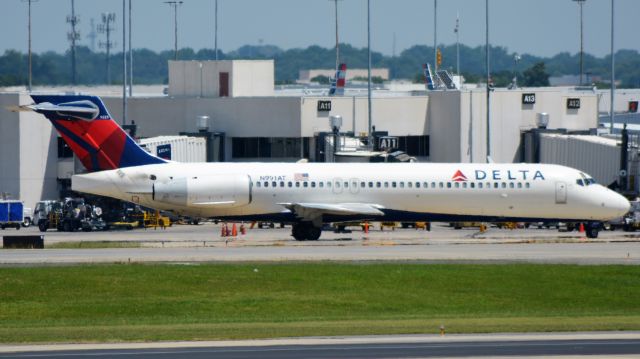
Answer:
[20, 94, 630, 240]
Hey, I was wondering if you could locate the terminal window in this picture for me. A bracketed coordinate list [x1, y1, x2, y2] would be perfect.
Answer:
[232, 137, 310, 159]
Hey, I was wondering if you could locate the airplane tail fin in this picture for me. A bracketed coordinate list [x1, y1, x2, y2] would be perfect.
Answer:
[423, 63, 436, 90]
[329, 63, 347, 96]
[28, 94, 167, 172]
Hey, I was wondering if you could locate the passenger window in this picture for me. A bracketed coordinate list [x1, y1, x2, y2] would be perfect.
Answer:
[525, 182, 531, 188]
[344, 182, 349, 188]
[327, 181, 332, 188]
[432, 182, 436, 188]
[368, 182, 374, 188]
[288, 181, 292, 187]
[336, 182, 341, 188]
[392, 181, 397, 188]
[478, 183, 483, 189]
[447, 182, 452, 188]
[256, 182, 261, 188]
[454, 182, 460, 188]
[494, 183, 499, 188]
[462, 182, 467, 188]
[319, 182, 324, 188]
[303, 182, 308, 188]
[311, 182, 316, 188]
[360, 182, 365, 188]
[264, 181, 269, 187]
[376, 182, 381, 188]
[439, 182, 444, 188]
[384, 182, 389, 188]
[407, 182, 412, 188]
[416, 182, 420, 188]
[517, 183, 522, 188]
[400, 182, 405, 188]
[509, 182, 514, 188]
[501, 182, 507, 188]
[280, 181, 285, 187]
[296, 182, 300, 188]
[470, 182, 475, 188]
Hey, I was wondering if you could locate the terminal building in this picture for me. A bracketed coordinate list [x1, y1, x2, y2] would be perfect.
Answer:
[0, 59, 637, 209]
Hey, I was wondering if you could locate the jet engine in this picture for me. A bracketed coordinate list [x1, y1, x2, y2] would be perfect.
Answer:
[153, 174, 251, 208]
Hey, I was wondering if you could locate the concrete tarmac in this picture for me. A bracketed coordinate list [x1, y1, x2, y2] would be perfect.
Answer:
[1, 223, 640, 265]
[2, 332, 640, 358]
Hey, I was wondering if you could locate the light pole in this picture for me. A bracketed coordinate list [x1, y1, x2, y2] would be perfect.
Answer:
[66, 0, 80, 85]
[485, 0, 491, 161]
[214, 0, 218, 60]
[573, 0, 586, 85]
[128, 0, 132, 96]
[329, 0, 342, 72]
[98, 12, 116, 85]
[122, 0, 127, 126]
[367, 0, 373, 150]
[22, 0, 38, 92]
[610, 0, 615, 132]
[454, 11, 460, 76]
[165, 1, 183, 61]
[433, 0, 437, 72]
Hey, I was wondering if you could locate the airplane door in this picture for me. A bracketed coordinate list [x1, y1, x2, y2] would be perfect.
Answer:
[349, 178, 360, 194]
[555, 182, 567, 204]
[332, 178, 343, 194]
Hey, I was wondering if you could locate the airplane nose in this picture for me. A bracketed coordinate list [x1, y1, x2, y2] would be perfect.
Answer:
[609, 192, 630, 218]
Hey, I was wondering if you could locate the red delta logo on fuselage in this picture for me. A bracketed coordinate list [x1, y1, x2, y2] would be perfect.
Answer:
[452, 169, 546, 181]
[452, 170, 468, 182]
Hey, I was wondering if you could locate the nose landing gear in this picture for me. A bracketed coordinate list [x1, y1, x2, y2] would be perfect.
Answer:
[292, 222, 321, 241]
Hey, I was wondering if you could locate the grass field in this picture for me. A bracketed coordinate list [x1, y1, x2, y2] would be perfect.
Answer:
[0, 263, 639, 343]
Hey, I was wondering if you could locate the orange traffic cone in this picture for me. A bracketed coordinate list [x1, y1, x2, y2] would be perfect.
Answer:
[232, 223, 238, 237]
[579, 223, 585, 233]
[363, 221, 369, 234]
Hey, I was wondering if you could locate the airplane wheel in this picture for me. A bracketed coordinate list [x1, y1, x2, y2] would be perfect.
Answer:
[292, 224, 306, 241]
[306, 226, 321, 241]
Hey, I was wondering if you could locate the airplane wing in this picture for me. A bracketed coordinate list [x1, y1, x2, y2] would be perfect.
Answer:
[279, 202, 384, 225]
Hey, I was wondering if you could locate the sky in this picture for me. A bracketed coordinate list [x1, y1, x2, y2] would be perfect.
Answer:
[1, 0, 638, 58]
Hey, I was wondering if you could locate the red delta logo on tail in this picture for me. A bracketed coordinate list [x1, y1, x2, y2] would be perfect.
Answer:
[28, 94, 166, 172]
[452, 170, 467, 182]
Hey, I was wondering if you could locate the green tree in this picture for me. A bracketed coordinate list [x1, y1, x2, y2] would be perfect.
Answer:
[523, 62, 550, 87]
[310, 75, 330, 84]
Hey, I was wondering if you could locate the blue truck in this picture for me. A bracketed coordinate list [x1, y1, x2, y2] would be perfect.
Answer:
[0, 200, 24, 230]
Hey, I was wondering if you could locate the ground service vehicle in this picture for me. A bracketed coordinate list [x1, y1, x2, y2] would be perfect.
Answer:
[35, 198, 106, 232]
[0, 200, 24, 230]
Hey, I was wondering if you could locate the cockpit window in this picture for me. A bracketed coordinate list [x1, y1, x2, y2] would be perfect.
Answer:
[578, 172, 597, 186]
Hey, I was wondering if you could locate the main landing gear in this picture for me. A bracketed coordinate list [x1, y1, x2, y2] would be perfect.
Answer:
[291, 222, 321, 241]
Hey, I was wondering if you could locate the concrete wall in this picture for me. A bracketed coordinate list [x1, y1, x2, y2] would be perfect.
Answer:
[232, 60, 275, 97]
[299, 96, 429, 137]
[432, 88, 599, 164]
[0, 93, 57, 208]
[169, 60, 274, 98]
[0, 94, 21, 200]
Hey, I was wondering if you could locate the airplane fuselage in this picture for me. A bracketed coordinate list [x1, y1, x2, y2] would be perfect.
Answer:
[72, 162, 629, 224]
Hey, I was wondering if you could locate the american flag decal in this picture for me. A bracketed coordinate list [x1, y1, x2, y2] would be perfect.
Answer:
[294, 173, 309, 181]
